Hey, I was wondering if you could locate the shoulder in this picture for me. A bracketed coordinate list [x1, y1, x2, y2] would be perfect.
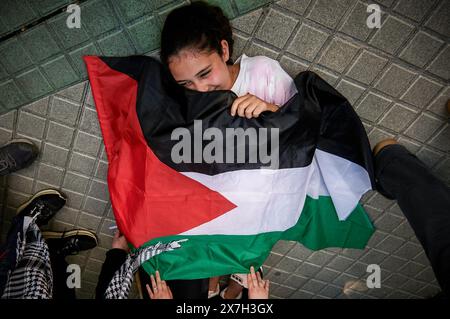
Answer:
[242, 55, 283, 73]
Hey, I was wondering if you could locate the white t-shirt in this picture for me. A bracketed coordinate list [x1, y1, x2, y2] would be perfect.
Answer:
[230, 54, 298, 106]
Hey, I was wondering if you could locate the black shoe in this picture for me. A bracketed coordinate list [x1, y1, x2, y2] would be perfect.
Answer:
[43, 229, 98, 256]
[16, 189, 67, 226]
[0, 139, 39, 176]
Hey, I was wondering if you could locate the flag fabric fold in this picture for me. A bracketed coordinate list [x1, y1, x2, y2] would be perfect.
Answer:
[84, 55, 375, 280]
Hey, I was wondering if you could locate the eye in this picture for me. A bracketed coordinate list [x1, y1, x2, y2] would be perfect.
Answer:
[199, 71, 210, 78]
[181, 81, 192, 87]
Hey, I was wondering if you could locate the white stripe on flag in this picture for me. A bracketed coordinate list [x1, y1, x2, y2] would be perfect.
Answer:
[180, 150, 372, 235]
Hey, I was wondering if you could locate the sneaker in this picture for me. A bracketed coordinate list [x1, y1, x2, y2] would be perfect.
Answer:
[0, 139, 39, 176]
[16, 189, 67, 226]
[372, 138, 398, 157]
[42, 229, 98, 256]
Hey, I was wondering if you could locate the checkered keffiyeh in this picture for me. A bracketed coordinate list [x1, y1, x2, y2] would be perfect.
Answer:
[1, 216, 53, 299]
[104, 239, 187, 299]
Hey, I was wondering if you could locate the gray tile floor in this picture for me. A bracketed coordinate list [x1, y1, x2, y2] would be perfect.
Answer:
[1, 0, 449, 299]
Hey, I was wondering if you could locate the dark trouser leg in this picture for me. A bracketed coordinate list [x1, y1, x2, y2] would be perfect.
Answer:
[374, 144, 450, 296]
[47, 243, 76, 300]
[138, 267, 208, 299]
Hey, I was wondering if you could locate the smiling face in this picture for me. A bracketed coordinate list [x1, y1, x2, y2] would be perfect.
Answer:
[167, 40, 238, 92]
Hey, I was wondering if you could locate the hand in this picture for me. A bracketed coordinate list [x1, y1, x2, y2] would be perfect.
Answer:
[247, 266, 269, 299]
[230, 93, 278, 118]
[112, 230, 129, 252]
[146, 270, 173, 299]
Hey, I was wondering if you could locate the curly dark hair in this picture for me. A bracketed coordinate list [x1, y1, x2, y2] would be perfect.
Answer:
[160, 1, 234, 66]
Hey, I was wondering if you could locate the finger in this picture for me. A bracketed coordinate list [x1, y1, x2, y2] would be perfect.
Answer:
[231, 95, 252, 116]
[256, 270, 262, 283]
[168, 286, 173, 298]
[244, 104, 258, 119]
[230, 96, 246, 116]
[155, 270, 162, 285]
[146, 284, 155, 299]
[150, 274, 158, 291]
[247, 273, 255, 289]
[237, 100, 254, 117]
[250, 266, 258, 285]
[252, 104, 267, 118]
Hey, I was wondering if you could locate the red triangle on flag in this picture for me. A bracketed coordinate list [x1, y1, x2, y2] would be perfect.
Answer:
[85, 56, 236, 247]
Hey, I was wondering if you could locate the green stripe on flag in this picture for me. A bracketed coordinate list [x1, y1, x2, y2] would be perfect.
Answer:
[139, 196, 374, 280]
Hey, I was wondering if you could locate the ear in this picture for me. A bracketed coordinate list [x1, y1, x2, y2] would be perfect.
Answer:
[220, 39, 230, 62]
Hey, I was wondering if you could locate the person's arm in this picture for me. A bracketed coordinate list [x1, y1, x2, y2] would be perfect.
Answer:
[230, 58, 297, 118]
[95, 231, 129, 299]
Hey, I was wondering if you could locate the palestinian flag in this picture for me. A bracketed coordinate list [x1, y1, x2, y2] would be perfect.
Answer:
[84, 56, 375, 280]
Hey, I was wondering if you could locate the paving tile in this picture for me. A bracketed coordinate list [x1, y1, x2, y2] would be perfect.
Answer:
[375, 64, 416, 98]
[49, 96, 80, 126]
[424, 0, 450, 38]
[46, 121, 75, 147]
[128, 16, 161, 53]
[399, 32, 443, 68]
[83, 196, 108, 216]
[77, 212, 102, 230]
[346, 50, 388, 85]
[393, 0, 437, 22]
[41, 142, 69, 167]
[82, 0, 120, 37]
[318, 38, 359, 73]
[378, 103, 418, 131]
[42, 55, 80, 89]
[402, 76, 442, 109]
[98, 31, 136, 56]
[356, 92, 392, 122]
[339, 1, 376, 41]
[0, 38, 34, 74]
[69, 152, 96, 176]
[16, 111, 46, 139]
[369, 16, 414, 54]
[16, 68, 53, 100]
[427, 87, 450, 118]
[279, 56, 309, 78]
[256, 9, 298, 49]
[37, 163, 64, 186]
[88, 180, 110, 202]
[73, 131, 102, 157]
[0, 0, 38, 31]
[427, 45, 450, 80]
[234, 0, 272, 14]
[48, 13, 90, 50]
[19, 24, 61, 63]
[0, 81, 27, 109]
[404, 113, 444, 142]
[429, 125, 450, 152]
[231, 8, 262, 34]
[287, 23, 329, 62]
[111, 0, 152, 23]
[63, 171, 90, 194]
[22, 97, 49, 116]
[307, 0, 352, 29]
[336, 80, 365, 105]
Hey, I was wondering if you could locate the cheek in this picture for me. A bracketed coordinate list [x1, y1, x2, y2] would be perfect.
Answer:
[208, 69, 228, 86]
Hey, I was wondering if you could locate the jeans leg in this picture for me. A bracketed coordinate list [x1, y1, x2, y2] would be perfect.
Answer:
[374, 144, 450, 296]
